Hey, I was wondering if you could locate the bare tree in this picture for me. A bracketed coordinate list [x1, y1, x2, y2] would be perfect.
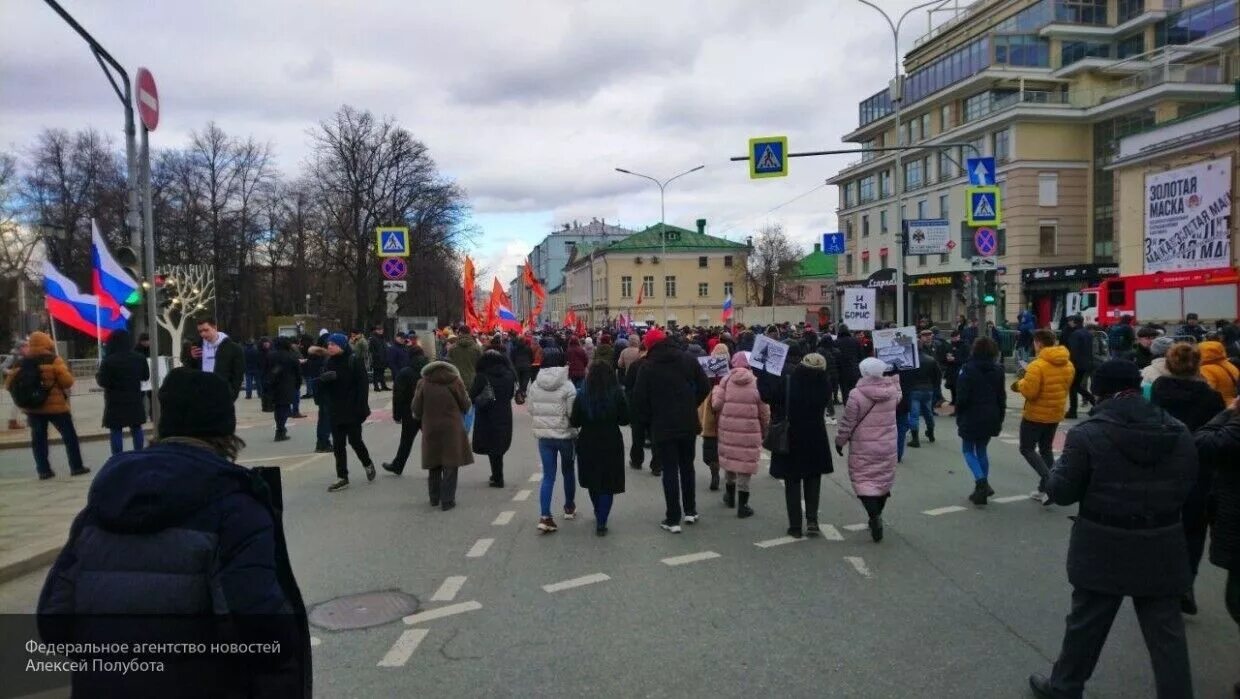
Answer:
[154, 264, 215, 362]
[0, 151, 40, 343]
[746, 223, 803, 306]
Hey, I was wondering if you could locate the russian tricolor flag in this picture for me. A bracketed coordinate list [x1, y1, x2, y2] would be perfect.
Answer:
[91, 220, 140, 321]
[497, 304, 522, 332]
[721, 294, 734, 322]
[44, 260, 130, 341]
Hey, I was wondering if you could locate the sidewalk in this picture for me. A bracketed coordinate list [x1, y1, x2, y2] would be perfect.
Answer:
[0, 393, 302, 583]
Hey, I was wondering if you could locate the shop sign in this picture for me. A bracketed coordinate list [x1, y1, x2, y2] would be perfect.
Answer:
[865, 267, 897, 289]
[907, 275, 954, 288]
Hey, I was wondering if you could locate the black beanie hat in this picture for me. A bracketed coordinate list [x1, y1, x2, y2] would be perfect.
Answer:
[1090, 359, 1141, 399]
[158, 368, 236, 439]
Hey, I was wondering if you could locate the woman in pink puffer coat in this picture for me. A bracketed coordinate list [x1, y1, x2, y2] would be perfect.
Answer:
[835, 357, 901, 542]
[712, 352, 769, 519]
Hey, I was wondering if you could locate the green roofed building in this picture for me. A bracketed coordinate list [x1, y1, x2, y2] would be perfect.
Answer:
[780, 242, 840, 329]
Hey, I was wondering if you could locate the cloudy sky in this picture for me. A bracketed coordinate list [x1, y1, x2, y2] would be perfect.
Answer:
[1, 0, 950, 284]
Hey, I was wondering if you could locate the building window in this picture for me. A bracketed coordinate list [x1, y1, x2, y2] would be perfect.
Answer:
[1039, 222, 1058, 255]
[880, 209, 888, 233]
[938, 150, 955, 180]
[858, 87, 894, 126]
[698, 282, 709, 298]
[1056, 0, 1108, 25]
[939, 194, 949, 218]
[878, 170, 892, 197]
[820, 284, 830, 297]
[796, 286, 805, 301]
[844, 182, 856, 208]
[905, 160, 923, 190]
[862, 257, 870, 274]
[1117, 33, 1145, 58]
[642, 275, 655, 297]
[940, 104, 953, 131]
[918, 254, 927, 267]
[992, 128, 1010, 163]
[698, 256, 708, 268]
[724, 256, 734, 267]
[940, 253, 950, 264]
[664, 276, 677, 298]
[862, 215, 870, 237]
[564, 241, 577, 253]
[1038, 173, 1059, 206]
[723, 281, 734, 297]
[916, 200, 927, 218]
[845, 254, 854, 275]
[880, 251, 888, 268]
[845, 220, 854, 240]
[964, 92, 990, 122]
[1060, 40, 1112, 67]
[1155, 0, 1239, 46]
[993, 35, 1050, 67]
[1118, 0, 1145, 23]
[859, 175, 877, 203]
[901, 36, 991, 105]
[621, 276, 633, 298]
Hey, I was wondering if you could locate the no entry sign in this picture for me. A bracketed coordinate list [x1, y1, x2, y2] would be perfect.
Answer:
[135, 68, 159, 131]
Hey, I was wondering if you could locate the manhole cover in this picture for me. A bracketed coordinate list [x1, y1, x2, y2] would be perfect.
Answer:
[309, 591, 419, 631]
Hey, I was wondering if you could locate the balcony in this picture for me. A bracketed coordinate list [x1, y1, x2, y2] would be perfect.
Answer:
[1070, 61, 1230, 108]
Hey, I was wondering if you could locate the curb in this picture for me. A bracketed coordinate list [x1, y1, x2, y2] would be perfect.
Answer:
[0, 543, 62, 584]
[0, 427, 155, 451]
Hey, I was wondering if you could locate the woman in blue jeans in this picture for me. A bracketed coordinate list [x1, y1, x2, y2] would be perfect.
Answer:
[527, 349, 578, 533]
[953, 337, 1007, 506]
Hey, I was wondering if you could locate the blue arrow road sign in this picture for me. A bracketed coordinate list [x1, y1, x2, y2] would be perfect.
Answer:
[822, 232, 845, 255]
[967, 157, 996, 186]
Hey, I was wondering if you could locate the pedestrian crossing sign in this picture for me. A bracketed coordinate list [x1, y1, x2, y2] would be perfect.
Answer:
[376, 227, 410, 257]
[749, 136, 788, 179]
[965, 186, 1002, 227]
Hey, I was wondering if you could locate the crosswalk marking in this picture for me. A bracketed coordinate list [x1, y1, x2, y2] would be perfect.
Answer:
[992, 495, 1030, 504]
[492, 511, 515, 526]
[466, 538, 494, 558]
[402, 600, 483, 625]
[755, 536, 805, 548]
[513, 489, 532, 502]
[923, 505, 967, 516]
[661, 551, 721, 566]
[431, 576, 467, 602]
[845, 556, 872, 578]
[542, 573, 610, 593]
[377, 628, 428, 667]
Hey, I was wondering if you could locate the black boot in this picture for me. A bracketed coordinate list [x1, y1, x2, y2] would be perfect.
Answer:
[737, 491, 754, 519]
[274, 429, 290, 442]
[868, 514, 884, 542]
[926, 427, 935, 443]
[723, 482, 736, 508]
[709, 466, 720, 491]
[908, 430, 920, 448]
[968, 479, 989, 505]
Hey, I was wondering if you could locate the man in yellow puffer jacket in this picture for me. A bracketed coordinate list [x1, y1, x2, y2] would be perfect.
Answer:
[1011, 329, 1075, 503]
[1199, 340, 1239, 404]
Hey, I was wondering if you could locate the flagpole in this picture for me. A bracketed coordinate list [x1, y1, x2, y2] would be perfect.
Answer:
[95, 300, 103, 364]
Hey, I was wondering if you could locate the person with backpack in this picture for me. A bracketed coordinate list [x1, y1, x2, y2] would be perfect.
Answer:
[5, 331, 88, 479]
[570, 360, 630, 535]
[96, 329, 149, 455]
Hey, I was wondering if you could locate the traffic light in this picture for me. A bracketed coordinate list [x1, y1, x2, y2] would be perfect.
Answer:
[982, 271, 997, 305]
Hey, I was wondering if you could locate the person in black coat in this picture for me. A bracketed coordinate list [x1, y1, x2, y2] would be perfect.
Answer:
[383, 345, 430, 476]
[631, 329, 711, 532]
[368, 325, 389, 392]
[1064, 315, 1096, 418]
[940, 331, 970, 405]
[815, 334, 843, 420]
[243, 339, 262, 400]
[769, 355, 833, 538]
[470, 350, 516, 487]
[835, 324, 863, 403]
[1194, 396, 1240, 697]
[264, 337, 302, 442]
[621, 347, 659, 475]
[570, 360, 630, 535]
[1149, 343, 1226, 615]
[181, 318, 247, 401]
[317, 333, 374, 491]
[954, 338, 1006, 506]
[37, 368, 311, 698]
[510, 334, 535, 404]
[96, 329, 149, 455]
[1030, 360, 1197, 699]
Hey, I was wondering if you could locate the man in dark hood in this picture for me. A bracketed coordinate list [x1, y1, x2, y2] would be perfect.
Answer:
[1030, 360, 1197, 699]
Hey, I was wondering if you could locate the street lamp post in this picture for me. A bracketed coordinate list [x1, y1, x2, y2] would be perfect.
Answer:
[853, 0, 946, 327]
[614, 165, 705, 325]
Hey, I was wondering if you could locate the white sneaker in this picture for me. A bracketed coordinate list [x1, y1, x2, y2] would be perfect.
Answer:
[1029, 490, 1050, 505]
[825, 416, 838, 425]
[659, 521, 682, 534]
[683, 514, 700, 524]
[563, 507, 576, 520]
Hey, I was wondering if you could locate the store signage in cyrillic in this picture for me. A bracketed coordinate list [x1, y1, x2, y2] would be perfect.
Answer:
[908, 275, 953, 288]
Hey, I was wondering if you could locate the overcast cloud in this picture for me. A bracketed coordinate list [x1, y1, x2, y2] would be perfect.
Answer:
[0, 0, 942, 286]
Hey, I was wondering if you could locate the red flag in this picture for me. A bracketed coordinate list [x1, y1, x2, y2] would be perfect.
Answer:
[462, 256, 483, 331]
[576, 316, 587, 337]
[635, 280, 644, 306]
[564, 309, 576, 328]
[522, 258, 546, 326]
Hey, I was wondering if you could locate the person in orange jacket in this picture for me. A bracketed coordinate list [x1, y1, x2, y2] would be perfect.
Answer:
[4, 331, 88, 479]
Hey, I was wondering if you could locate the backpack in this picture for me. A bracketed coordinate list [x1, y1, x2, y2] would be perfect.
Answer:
[9, 358, 50, 409]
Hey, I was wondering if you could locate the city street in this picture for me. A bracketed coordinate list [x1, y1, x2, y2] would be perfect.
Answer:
[1, 398, 1235, 697]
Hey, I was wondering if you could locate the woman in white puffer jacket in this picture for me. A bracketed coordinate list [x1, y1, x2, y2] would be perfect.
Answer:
[527, 349, 578, 533]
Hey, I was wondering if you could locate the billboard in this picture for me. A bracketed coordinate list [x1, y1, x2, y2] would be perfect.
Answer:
[1144, 156, 1231, 273]
[904, 219, 951, 256]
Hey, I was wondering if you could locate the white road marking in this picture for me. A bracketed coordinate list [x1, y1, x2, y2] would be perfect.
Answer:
[310, 636, 321, 647]
[402, 600, 483, 625]
[512, 489, 532, 501]
[998, 432, 1015, 439]
[923, 505, 968, 516]
[819, 524, 845, 541]
[1000, 438, 1020, 445]
[845, 556, 872, 578]
[377, 628, 429, 667]
[528, 473, 542, 482]
[492, 511, 515, 526]
[661, 551, 721, 566]
[245, 453, 318, 462]
[466, 538, 494, 558]
[992, 495, 1029, 504]
[542, 573, 610, 593]
[430, 575, 467, 602]
[842, 523, 869, 532]
[755, 536, 805, 548]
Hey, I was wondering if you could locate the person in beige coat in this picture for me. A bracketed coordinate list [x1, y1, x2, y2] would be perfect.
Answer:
[413, 360, 473, 510]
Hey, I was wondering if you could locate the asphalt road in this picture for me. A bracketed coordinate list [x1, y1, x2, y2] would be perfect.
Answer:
[1, 397, 1235, 698]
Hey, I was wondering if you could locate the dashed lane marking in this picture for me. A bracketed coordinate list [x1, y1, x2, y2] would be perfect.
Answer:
[923, 505, 968, 516]
[1000, 438, 1020, 446]
[377, 628, 428, 667]
[755, 536, 805, 548]
[402, 600, 483, 625]
[513, 489, 532, 502]
[542, 573, 610, 593]
[819, 524, 845, 541]
[492, 511, 515, 526]
[430, 576, 467, 602]
[845, 556, 872, 578]
[842, 523, 869, 532]
[529, 473, 542, 482]
[661, 551, 721, 566]
[466, 538, 494, 558]
[992, 495, 1031, 504]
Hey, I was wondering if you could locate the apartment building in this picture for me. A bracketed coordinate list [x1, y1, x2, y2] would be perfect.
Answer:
[516, 218, 636, 324]
[563, 220, 750, 327]
[828, 0, 1237, 327]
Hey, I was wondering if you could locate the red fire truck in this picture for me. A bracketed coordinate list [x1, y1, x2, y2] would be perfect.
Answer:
[1076, 266, 1239, 327]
